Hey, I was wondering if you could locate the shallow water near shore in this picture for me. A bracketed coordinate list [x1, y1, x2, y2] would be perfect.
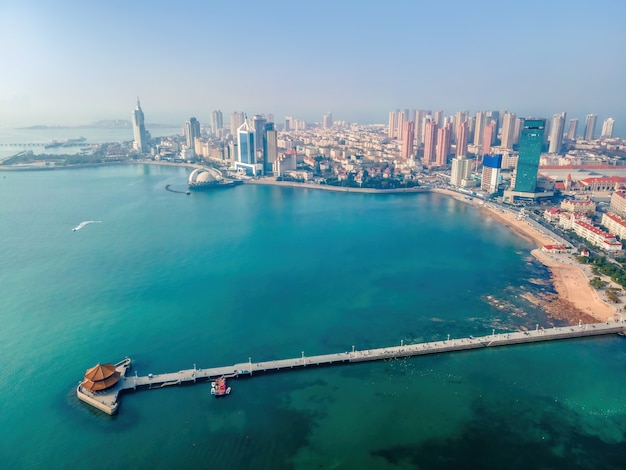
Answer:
[1, 165, 625, 468]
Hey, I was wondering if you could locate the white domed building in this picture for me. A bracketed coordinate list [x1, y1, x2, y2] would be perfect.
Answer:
[188, 168, 222, 189]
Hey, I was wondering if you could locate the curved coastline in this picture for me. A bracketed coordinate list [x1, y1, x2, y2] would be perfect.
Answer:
[3, 161, 616, 324]
[242, 180, 618, 323]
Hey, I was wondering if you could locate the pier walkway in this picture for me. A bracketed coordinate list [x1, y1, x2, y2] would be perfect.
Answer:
[77, 320, 626, 414]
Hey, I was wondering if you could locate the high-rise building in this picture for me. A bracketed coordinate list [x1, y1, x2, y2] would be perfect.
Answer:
[435, 125, 451, 166]
[284, 116, 294, 132]
[131, 97, 149, 153]
[548, 112, 566, 154]
[601, 118, 615, 138]
[423, 120, 437, 164]
[264, 122, 278, 173]
[481, 154, 502, 194]
[456, 121, 468, 157]
[388, 111, 397, 139]
[513, 118, 524, 145]
[184, 117, 201, 150]
[450, 156, 472, 186]
[453, 111, 468, 143]
[482, 121, 496, 156]
[401, 121, 415, 160]
[584, 114, 597, 140]
[237, 121, 255, 165]
[433, 110, 444, 128]
[414, 110, 426, 145]
[211, 110, 223, 135]
[323, 112, 333, 129]
[487, 111, 500, 138]
[230, 112, 245, 136]
[474, 111, 487, 146]
[500, 112, 516, 149]
[567, 118, 578, 140]
[250, 115, 267, 155]
[396, 112, 405, 142]
[513, 119, 545, 193]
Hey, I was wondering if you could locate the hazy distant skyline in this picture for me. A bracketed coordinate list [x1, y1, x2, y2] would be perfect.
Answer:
[1, 0, 625, 136]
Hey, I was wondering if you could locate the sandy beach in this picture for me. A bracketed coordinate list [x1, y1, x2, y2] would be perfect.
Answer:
[246, 183, 617, 324]
[436, 189, 618, 324]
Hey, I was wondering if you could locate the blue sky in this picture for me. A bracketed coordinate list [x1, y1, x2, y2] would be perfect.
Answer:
[1, 0, 625, 136]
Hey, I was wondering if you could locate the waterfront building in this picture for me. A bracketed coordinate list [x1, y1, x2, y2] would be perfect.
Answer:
[401, 121, 415, 160]
[274, 150, 297, 176]
[602, 213, 626, 241]
[601, 118, 615, 138]
[456, 121, 468, 157]
[230, 112, 245, 136]
[573, 218, 621, 252]
[435, 125, 451, 166]
[481, 154, 502, 194]
[609, 190, 626, 217]
[579, 176, 626, 191]
[548, 112, 566, 154]
[81, 363, 121, 392]
[504, 119, 549, 203]
[184, 117, 201, 151]
[251, 115, 267, 155]
[132, 98, 149, 153]
[211, 110, 223, 135]
[560, 199, 596, 214]
[236, 121, 261, 176]
[423, 120, 437, 165]
[567, 118, 578, 140]
[450, 156, 472, 186]
[513, 119, 545, 193]
[500, 112, 516, 150]
[584, 114, 597, 140]
[264, 122, 278, 173]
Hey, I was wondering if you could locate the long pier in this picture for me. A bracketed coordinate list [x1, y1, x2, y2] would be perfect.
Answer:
[77, 320, 626, 414]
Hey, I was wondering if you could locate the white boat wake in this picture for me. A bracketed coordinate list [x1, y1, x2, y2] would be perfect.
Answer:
[72, 220, 101, 231]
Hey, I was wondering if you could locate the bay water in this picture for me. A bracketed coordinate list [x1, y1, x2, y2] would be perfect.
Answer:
[1, 165, 624, 469]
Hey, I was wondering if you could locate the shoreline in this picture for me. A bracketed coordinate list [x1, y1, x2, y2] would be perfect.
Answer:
[243, 177, 429, 194]
[3, 163, 615, 324]
[474, 201, 616, 323]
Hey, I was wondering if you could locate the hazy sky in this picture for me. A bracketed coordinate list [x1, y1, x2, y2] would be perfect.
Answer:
[1, 0, 625, 136]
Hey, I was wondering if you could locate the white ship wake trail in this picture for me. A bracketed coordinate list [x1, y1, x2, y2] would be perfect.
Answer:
[72, 220, 101, 231]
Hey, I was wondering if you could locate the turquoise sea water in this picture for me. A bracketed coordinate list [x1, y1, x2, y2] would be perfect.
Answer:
[1, 165, 625, 469]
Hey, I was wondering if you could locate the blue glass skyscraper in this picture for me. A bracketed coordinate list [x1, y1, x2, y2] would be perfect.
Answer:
[237, 121, 255, 165]
[513, 119, 545, 193]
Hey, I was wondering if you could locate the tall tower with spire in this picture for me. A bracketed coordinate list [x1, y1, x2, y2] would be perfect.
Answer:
[132, 98, 149, 153]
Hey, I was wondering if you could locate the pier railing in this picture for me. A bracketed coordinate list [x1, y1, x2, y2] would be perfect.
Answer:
[77, 320, 626, 415]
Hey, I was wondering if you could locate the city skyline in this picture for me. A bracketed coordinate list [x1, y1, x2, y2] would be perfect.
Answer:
[1, 1, 625, 137]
